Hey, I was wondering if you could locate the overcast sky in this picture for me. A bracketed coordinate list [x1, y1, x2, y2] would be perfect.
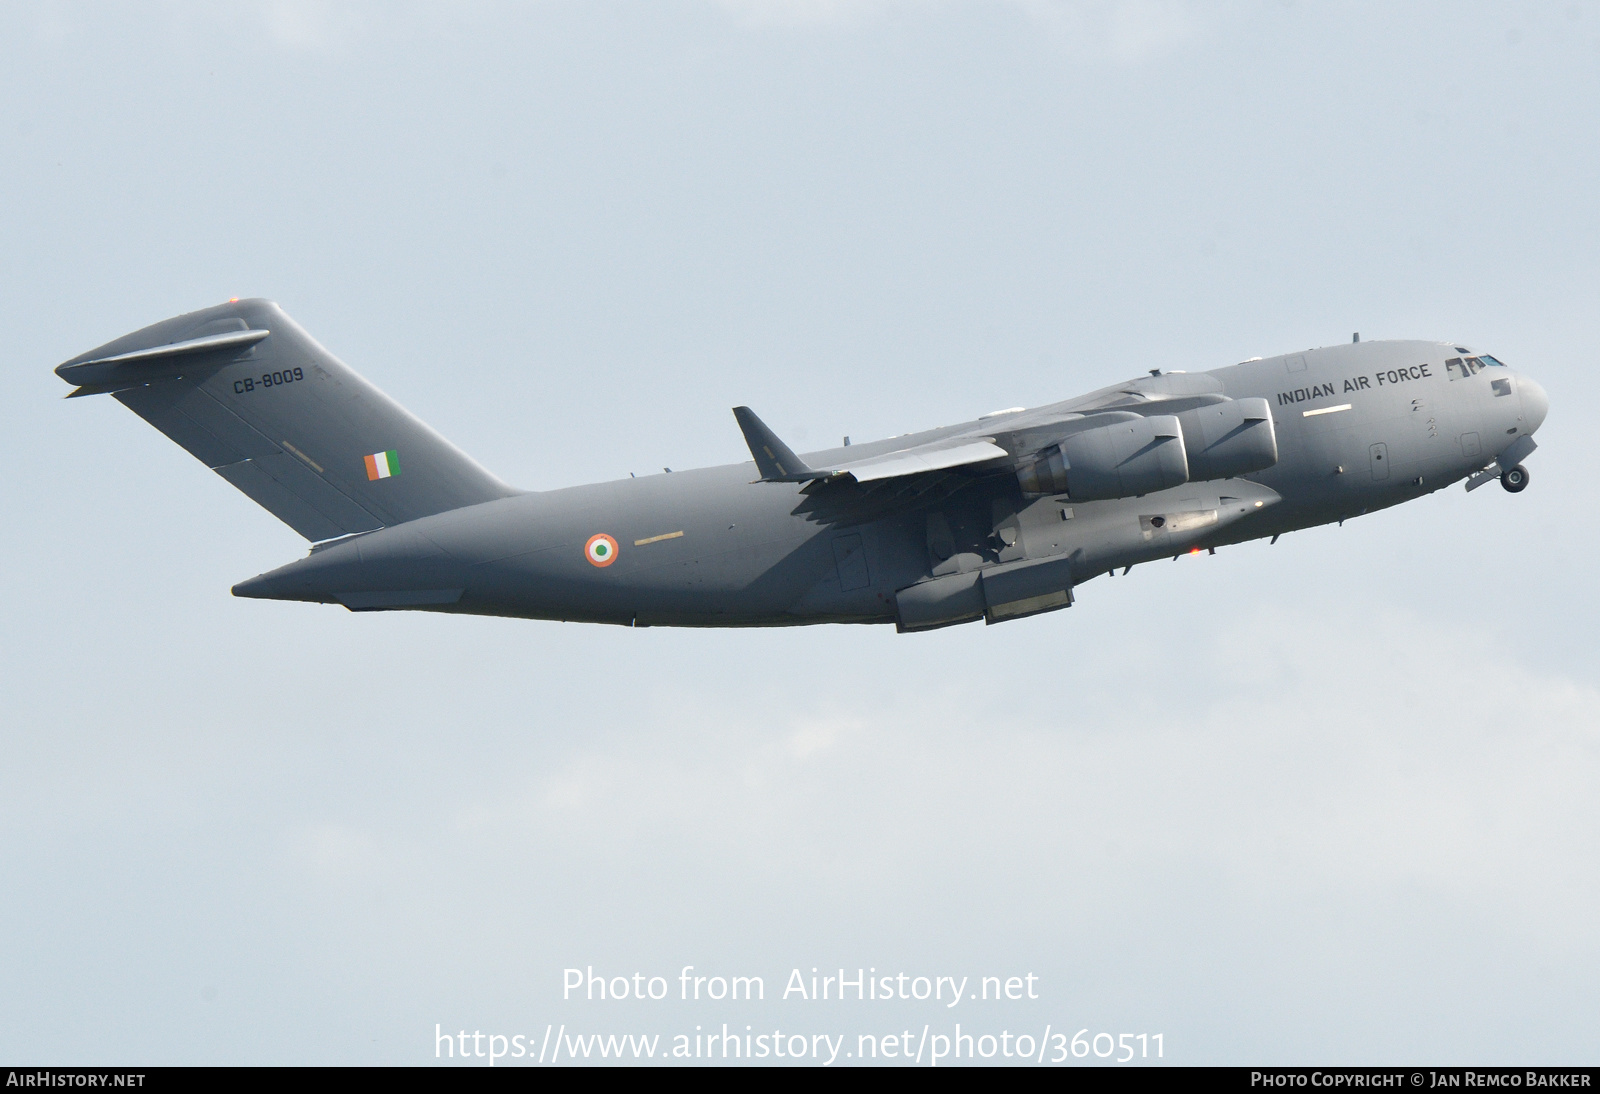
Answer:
[2, 0, 1597, 1066]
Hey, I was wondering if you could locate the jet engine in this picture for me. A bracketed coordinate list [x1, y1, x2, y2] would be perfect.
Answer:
[1174, 398, 1278, 481]
[1016, 400, 1279, 500]
[1016, 414, 1188, 500]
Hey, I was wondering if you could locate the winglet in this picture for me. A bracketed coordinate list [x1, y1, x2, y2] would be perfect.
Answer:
[732, 406, 824, 482]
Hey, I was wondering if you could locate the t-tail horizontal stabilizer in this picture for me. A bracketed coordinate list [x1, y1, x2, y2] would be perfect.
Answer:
[59, 328, 272, 394]
[55, 298, 519, 541]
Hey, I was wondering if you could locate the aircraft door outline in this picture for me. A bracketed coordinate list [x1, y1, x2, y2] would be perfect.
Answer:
[832, 534, 871, 592]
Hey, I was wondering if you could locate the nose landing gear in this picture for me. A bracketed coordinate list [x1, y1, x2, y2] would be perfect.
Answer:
[1501, 464, 1530, 493]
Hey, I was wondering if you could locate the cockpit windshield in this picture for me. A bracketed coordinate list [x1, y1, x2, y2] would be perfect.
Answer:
[1446, 355, 1505, 380]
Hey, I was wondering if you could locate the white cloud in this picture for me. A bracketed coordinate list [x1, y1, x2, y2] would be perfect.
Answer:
[366, 602, 1600, 963]
[1006, 0, 1204, 62]
[712, 0, 1209, 62]
[712, 0, 892, 29]
[258, 0, 350, 54]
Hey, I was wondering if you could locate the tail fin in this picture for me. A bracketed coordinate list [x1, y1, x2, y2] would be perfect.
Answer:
[56, 299, 518, 541]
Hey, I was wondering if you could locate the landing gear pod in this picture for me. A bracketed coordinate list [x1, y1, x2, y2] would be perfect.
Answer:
[894, 571, 987, 631]
[895, 555, 1077, 632]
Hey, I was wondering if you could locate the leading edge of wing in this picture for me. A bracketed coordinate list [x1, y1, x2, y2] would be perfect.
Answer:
[824, 438, 1010, 482]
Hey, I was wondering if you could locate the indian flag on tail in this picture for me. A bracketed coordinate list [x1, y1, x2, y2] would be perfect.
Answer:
[363, 450, 400, 481]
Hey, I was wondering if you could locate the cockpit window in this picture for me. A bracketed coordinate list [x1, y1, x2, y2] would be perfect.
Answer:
[1446, 354, 1507, 380]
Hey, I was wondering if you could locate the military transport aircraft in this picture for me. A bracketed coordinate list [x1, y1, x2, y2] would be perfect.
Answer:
[56, 299, 1548, 632]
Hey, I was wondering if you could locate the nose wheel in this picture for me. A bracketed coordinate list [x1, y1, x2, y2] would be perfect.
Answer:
[1500, 464, 1530, 493]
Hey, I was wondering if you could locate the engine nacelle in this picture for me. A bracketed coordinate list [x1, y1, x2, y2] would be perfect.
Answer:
[1016, 414, 1188, 500]
[1175, 398, 1278, 481]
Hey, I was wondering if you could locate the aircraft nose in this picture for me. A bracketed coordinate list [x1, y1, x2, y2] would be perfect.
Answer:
[1519, 374, 1549, 433]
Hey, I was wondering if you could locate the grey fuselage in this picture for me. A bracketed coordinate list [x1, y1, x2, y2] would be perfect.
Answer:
[234, 340, 1548, 630]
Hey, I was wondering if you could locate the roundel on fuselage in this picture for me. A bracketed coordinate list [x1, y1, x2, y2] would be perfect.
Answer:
[585, 533, 618, 567]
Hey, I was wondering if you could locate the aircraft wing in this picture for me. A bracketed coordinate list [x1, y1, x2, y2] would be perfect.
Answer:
[733, 406, 1009, 484]
[733, 369, 1239, 488]
[813, 438, 1010, 482]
